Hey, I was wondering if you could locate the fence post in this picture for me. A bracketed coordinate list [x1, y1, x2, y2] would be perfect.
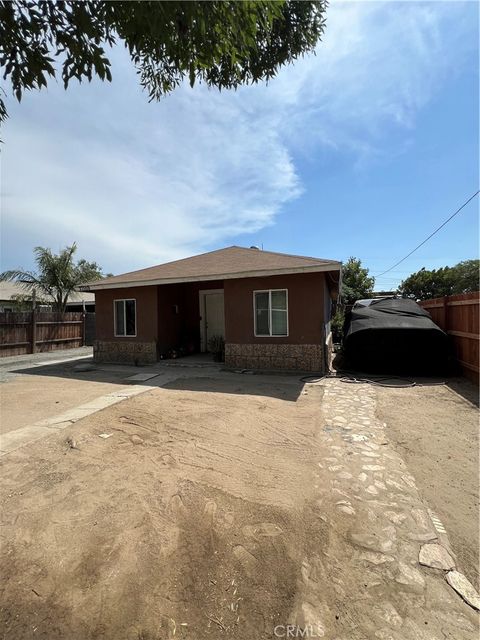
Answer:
[440, 296, 447, 330]
[82, 312, 86, 347]
[31, 308, 37, 354]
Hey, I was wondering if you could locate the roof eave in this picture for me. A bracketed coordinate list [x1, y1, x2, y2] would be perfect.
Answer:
[83, 263, 342, 291]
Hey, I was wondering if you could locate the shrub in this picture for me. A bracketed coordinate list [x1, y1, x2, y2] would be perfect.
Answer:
[208, 335, 225, 362]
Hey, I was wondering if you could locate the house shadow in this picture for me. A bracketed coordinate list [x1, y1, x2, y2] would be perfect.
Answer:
[161, 371, 306, 402]
[7, 357, 307, 402]
[445, 376, 479, 408]
[332, 347, 478, 406]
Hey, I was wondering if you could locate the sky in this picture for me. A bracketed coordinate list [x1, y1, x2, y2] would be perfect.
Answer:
[1, 0, 479, 291]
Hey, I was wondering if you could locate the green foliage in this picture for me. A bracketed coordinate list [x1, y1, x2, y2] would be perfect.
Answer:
[0, 0, 326, 123]
[331, 308, 345, 342]
[0, 243, 105, 311]
[341, 257, 375, 306]
[9, 292, 49, 310]
[399, 259, 480, 300]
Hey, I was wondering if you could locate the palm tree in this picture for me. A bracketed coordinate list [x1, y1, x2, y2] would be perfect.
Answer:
[1, 243, 105, 312]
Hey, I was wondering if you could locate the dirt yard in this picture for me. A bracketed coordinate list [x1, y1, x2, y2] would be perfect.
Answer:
[0, 375, 326, 640]
[1, 372, 478, 640]
[376, 379, 479, 590]
[0, 374, 125, 434]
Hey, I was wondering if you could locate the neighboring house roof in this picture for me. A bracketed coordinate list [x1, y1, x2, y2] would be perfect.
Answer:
[0, 281, 95, 304]
[85, 246, 341, 291]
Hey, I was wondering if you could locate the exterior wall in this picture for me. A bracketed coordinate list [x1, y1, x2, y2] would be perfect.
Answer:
[156, 280, 224, 356]
[224, 272, 327, 371]
[94, 280, 225, 363]
[156, 283, 184, 355]
[323, 277, 334, 369]
[184, 280, 224, 351]
[225, 343, 323, 371]
[94, 286, 158, 364]
[93, 272, 333, 371]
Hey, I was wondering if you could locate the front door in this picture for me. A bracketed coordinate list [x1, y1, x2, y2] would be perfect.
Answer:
[205, 292, 225, 347]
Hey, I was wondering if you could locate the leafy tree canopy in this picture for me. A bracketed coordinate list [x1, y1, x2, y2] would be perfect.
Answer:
[0, 0, 326, 123]
[0, 243, 106, 311]
[399, 259, 480, 300]
[341, 257, 375, 306]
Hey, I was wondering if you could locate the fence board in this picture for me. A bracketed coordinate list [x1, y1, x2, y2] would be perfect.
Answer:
[420, 292, 479, 384]
[0, 311, 89, 357]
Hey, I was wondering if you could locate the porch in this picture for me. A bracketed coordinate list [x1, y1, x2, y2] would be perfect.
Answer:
[156, 280, 225, 358]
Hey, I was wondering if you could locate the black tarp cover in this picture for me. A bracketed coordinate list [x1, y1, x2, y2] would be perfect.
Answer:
[343, 298, 449, 373]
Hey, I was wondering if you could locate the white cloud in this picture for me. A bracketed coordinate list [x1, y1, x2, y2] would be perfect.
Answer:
[1, 1, 476, 273]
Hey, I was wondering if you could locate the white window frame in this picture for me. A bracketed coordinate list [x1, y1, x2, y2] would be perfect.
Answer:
[253, 289, 289, 337]
[114, 298, 137, 337]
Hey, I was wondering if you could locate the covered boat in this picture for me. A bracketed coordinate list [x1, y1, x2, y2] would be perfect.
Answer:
[343, 298, 449, 374]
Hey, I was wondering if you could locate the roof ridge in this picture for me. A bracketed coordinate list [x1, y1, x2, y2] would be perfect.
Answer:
[100, 246, 239, 280]
[87, 245, 341, 288]
[231, 245, 339, 264]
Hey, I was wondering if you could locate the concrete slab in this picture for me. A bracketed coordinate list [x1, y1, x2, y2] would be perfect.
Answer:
[77, 396, 123, 411]
[0, 425, 52, 453]
[33, 354, 92, 368]
[44, 421, 76, 431]
[106, 385, 157, 398]
[125, 373, 160, 382]
[0, 383, 161, 456]
[44, 407, 96, 424]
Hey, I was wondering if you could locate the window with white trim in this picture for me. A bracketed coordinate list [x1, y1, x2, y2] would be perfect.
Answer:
[254, 289, 288, 336]
[114, 299, 136, 337]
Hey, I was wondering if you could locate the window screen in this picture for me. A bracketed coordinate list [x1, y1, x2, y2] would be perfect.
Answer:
[255, 292, 270, 336]
[254, 290, 288, 336]
[115, 299, 136, 336]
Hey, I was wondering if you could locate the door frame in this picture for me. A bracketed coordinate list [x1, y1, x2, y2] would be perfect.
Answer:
[199, 288, 224, 352]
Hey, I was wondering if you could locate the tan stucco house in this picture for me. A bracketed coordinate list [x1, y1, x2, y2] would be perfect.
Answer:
[85, 246, 341, 372]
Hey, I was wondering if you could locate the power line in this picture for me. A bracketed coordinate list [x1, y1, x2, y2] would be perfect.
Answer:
[374, 190, 479, 278]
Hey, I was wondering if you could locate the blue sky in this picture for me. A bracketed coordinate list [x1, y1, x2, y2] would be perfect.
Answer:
[1, 0, 478, 290]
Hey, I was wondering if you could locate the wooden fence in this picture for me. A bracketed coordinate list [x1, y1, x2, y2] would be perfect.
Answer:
[420, 292, 479, 384]
[0, 311, 91, 358]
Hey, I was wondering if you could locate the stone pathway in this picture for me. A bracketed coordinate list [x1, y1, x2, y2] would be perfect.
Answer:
[292, 378, 479, 639]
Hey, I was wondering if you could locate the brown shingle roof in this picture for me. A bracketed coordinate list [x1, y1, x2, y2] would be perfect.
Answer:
[85, 246, 340, 290]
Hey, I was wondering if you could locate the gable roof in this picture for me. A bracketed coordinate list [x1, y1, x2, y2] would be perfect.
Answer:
[85, 246, 341, 291]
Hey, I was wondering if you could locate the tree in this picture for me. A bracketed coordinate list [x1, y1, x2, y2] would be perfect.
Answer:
[341, 257, 375, 306]
[453, 259, 480, 293]
[399, 259, 480, 300]
[0, 243, 106, 311]
[0, 1, 326, 124]
[10, 292, 49, 311]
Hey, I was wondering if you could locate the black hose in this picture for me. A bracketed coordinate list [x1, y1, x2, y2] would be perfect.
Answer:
[300, 370, 446, 388]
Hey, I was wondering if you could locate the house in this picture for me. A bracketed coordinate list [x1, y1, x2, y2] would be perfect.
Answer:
[85, 246, 341, 372]
[0, 281, 95, 312]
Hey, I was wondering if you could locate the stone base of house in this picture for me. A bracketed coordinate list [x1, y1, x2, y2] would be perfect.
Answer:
[225, 343, 324, 372]
[93, 340, 157, 365]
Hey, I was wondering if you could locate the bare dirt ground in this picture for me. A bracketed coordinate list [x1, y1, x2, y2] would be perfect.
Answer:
[376, 379, 479, 590]
[0, 375, 325, 640]
[1, 372, 478, 639]
[0, 374, 125, 434]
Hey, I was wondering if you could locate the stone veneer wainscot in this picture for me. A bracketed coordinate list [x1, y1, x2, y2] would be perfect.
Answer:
[225, 343, 323, 372]
[94, 340, 157, 365]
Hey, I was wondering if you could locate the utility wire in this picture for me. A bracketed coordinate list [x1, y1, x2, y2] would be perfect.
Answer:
[375, 190, 479, 278]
